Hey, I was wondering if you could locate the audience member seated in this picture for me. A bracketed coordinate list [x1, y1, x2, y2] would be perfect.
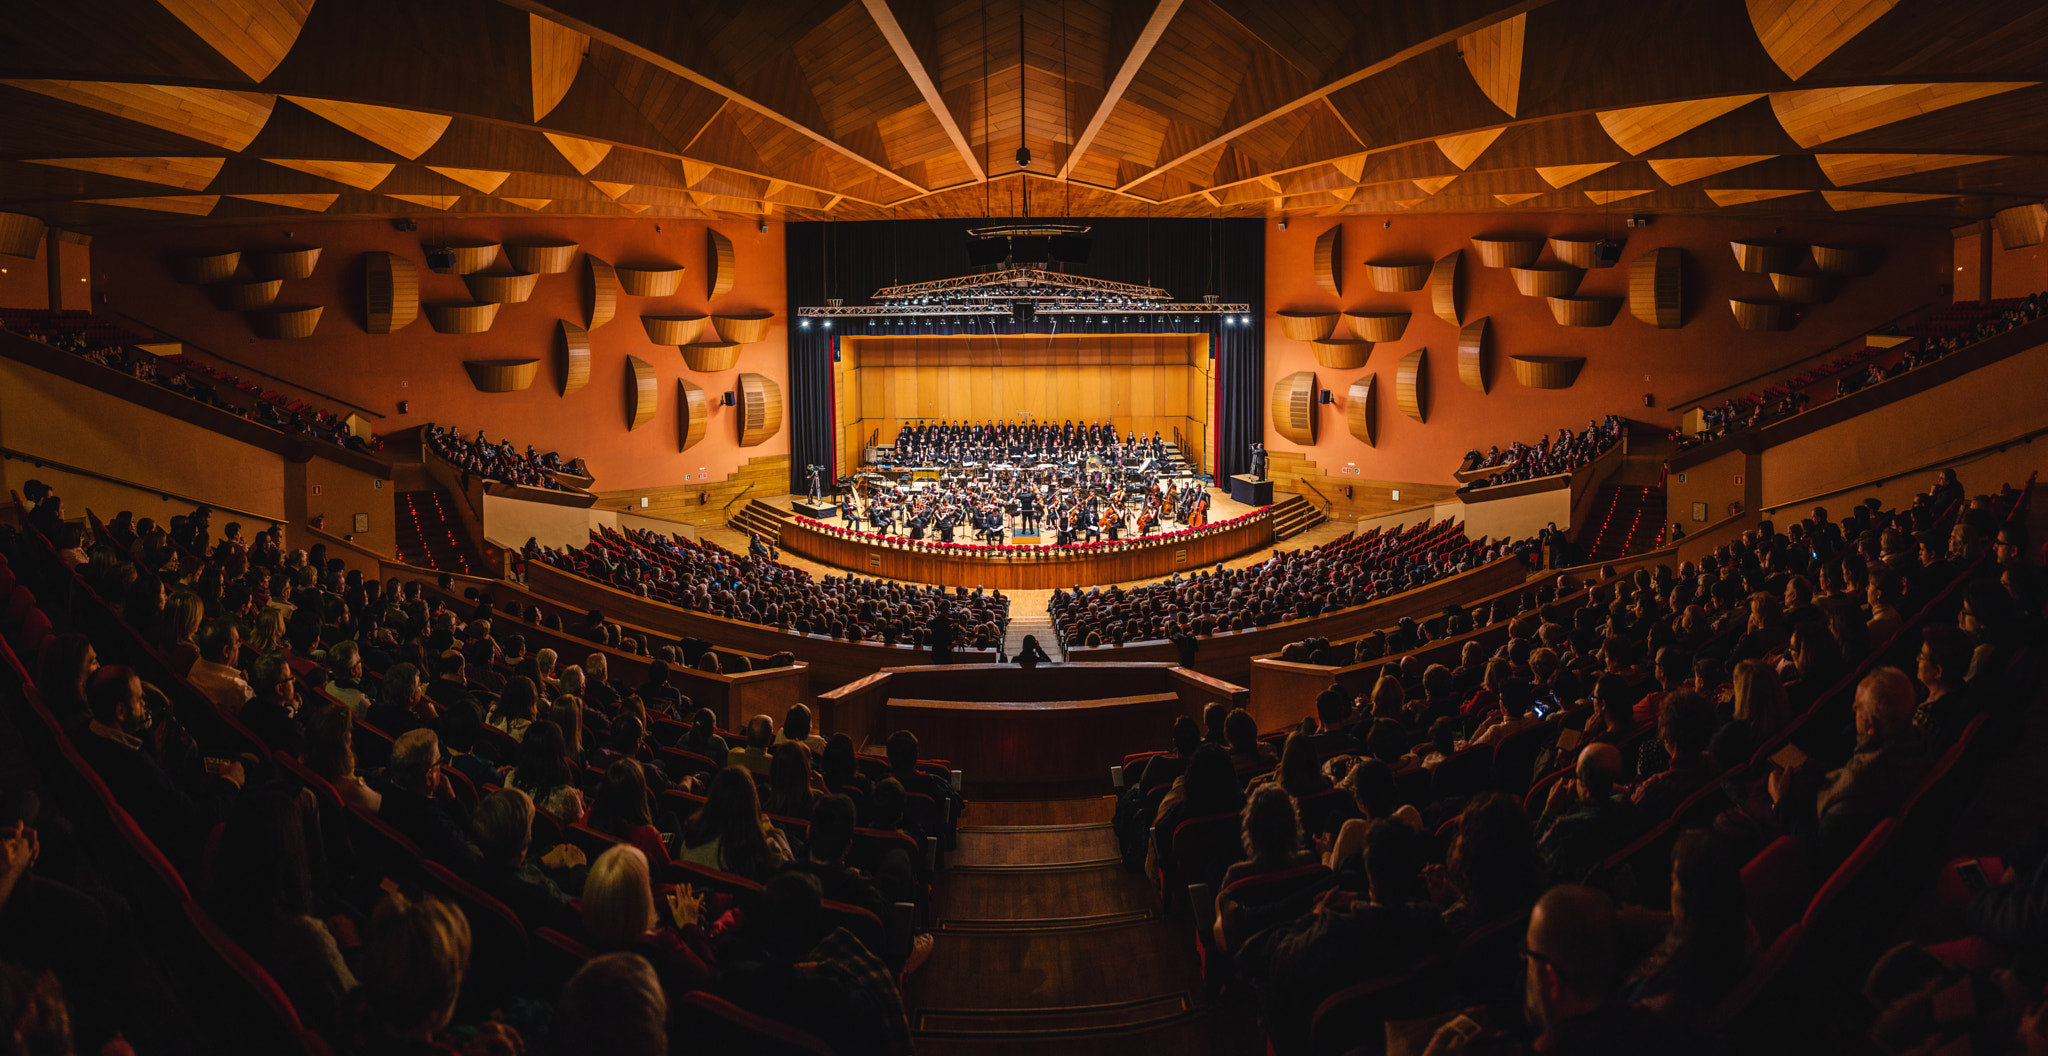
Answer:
[1462, 415, 1624, 490]
[676, 766, 792, 881]
[1624, 831, 1751, 1026]
[372, 729, 476, 868]
[339, 891, 519, 1056]
[470, 788, 583, 934]
[1508, 884, 1705, 1054]
[550, 952, 667, 1056]
[507, 719, 585, 821]
[1769, 667, 1934, 863]
[423, 423, 583, 492]
[719, 870, 914, 1056]
[1538, 743, 1633, 884]
[186, 618, 253, 716]
[585, 759, 671, 867]
[75, 665, 242, 863]
[579, 845, 714, 997]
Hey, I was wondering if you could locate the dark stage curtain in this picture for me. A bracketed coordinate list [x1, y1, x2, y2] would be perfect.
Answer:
[784, 218, 1264, 492]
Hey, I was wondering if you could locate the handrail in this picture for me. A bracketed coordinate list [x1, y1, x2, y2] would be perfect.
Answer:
[1297, 479, 1331, 513]
[0, 444, 284, 525]
[1672, 300, 1934, 412]
[1762, 421, 2048, 517]
[722, 482, 756, 513]
[102, 308, 387, 420]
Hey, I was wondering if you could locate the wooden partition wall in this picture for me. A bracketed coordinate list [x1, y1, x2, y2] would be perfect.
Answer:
[836, 333, 1212, 475]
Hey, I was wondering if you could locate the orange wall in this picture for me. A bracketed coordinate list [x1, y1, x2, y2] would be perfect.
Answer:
[1991, 233, 2048, 300]
[0, 237, 50, 310]
[1264, 213, 1949, 484]
[92, 217, 787, 492]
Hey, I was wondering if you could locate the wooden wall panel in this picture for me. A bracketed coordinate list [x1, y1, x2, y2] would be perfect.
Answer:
[210, 278, 281, 310]
[1430, 250, 1464, 325]
[1312, 339, 1371, 369]
[682, 342, 742, 371]
[1469, 236, 1542, 268]
[1365, 260, 1432, 292]
[1730, 298, 1797, 330]
[1347, 311, 1410, 342]
[737, 372, 782, 447]
[1511, 263, 1583, 297]
[248, 304, 321, 339]
[248, 246, 320, 280]
[463, 270, 539, 303]
[586, 255, 617, 328]
[1277, 310, 1339, 341]
[678, 378, 708, 451]
[557, 319, 589, 395]
[172, 249, 238, 283]
[1731, 241, 1802, 273]
[1510, 355, 1585, 388]
[1546, 296, 1623, 327]
[1396, 347, 1427, 422]
[1347, 374, 1376, 446]
[712, 312, 774, 343]
[1628, 247, 1684, 328]
[505, 240, 578, 273]
[1313, 225, 1342, 297]
[1769, 272, 1833, 303]
[462, 358, 540, 392]
[1458, 317, 1491, 392]
[1273, 371, 1318, 445]
[625, 355, 656, 430]
[617, 264, 685, 297]
[706, 229, 736, 298]
[363, 251, 418, 333]
[425, 301, 499, 334]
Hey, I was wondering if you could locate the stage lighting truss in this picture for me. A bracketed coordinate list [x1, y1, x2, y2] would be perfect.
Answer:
[797, 266, 1248, 318]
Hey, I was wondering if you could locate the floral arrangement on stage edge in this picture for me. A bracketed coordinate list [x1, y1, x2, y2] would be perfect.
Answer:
[790, 506, 1273, 557]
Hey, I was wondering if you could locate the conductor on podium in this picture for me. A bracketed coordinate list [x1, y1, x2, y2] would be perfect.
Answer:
[1249, 442, 1268, 482]
[805, 463, 825, 501]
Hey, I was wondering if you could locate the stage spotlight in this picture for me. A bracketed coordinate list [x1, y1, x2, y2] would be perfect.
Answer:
[800, 318, 810, 328]
[823, 320, 833, 329]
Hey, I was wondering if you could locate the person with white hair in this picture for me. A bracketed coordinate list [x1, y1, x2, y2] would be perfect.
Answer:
[1769, 666, 1934, 862]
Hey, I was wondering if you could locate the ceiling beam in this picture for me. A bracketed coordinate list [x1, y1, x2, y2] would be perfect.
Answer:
[500, 0, 928, 196]
[862, 0, 984, 183]
[1057, 0, 1184, 180]
[1114, 0, 1554, 194]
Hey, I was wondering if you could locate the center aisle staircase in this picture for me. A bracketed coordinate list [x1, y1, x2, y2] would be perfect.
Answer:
[906, 799, 1263, 1055]
[1269, 493, 1326, 541]
[395, 489, 479, 574]
[1576, 482, 1668, 563]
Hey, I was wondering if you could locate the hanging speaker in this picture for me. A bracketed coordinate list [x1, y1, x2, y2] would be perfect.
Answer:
[1320, 389, 1333, 404]
[722, 391, 736, 406]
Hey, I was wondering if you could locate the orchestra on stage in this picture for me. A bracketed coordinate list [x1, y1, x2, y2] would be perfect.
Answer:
[826, 418, 1216, 546]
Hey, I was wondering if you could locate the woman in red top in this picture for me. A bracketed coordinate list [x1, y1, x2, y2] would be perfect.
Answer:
[585, 759, 671, 868]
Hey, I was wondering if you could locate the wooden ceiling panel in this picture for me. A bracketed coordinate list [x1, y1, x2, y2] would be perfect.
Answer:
[5, 0, 2044, 227]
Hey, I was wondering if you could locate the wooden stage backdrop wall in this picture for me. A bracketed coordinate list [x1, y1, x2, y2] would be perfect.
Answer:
[838, 334, 1211, 475]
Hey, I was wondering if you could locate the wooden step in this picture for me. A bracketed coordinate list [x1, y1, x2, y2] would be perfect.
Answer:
[951, 823, 1120, 869]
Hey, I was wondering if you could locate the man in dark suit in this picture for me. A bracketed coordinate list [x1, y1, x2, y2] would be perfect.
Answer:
[76, 666, 241, 865]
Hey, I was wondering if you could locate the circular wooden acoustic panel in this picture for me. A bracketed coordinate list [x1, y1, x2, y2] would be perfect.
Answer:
[1272, 370, 1318, 445]
[424, 301, 500, 334]
[462, 359, 540, 393]
[462, 271, 540, 304]
[736, 372, 783, 447]
[505, 240, 579, 274]
[248, 246, 320, 280]
[1311, 339, 1371, 369]
[1347, 311, 1410, 342]
[1313, 225, 1343, 297]
[1511, 263, 1583, 297]
[209, 278, 281, 310]
[616, 264, 684, 297]
[712, 312, 774, 343]
[1277, 310, 1339, 342]
[247, 305, 322, 340]
[682, 342, 743, 372]
[1510, 356, 1585, 389]
[172, 250, 240, 284]
[1364, 261, 1431, 292]
[642, 314, 706, 346]
[1469, 236, 1543, 269]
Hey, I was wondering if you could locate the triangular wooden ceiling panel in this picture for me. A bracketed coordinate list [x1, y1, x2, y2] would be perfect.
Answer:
[226, 191, 336, 212]
[1, 80, 275, 152]
[79, 194, 218, 215]
[385, 193, 460, 211]
[544, 43, 720, 158]
[1436, 128, 1506, 170]
[412, 119, 584, 178]
[1327, 43, 1506, 152]
[1823, 189, 1954, 210]
[26, 156, 223, 192]
[1805, 83, 2048, 154]
[266, 158, 396, 190]
[1535, 162, 1618, 188]
[1747, 0, 1902, 80]
[1598, 95, 1766, 155]
[155, 0, 314, 82]
[1770, 82, 2035, 149]
[1647, 155, 1778, 185]
[1474, 114, 1634, 170]
[1813, 153, 2004, 187]
[1635, 95, 1807, 158]
[501, 197, 553, 211]
[497, 172, 615, 202]
[426, 167, 511, 194]
[529, 14, 588, 122]
[284, 97, 451, 160]
[1585, 188, 1656, 205]
[1705, 187, 1811, 206]
[1461, 13, 1527, 117]
[372, 166, 476, 197]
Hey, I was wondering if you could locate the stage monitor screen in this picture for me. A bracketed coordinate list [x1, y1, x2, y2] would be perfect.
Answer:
[1049, 235, 1092, 264]
[1009, 236, 1051, 264]
[966, 238, 1009, 267]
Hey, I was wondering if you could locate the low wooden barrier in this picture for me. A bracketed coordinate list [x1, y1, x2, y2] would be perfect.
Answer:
[817, 662, 1248, 797]
[1061, 554, 1530, 685]
[779, 509, 1275, 589]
